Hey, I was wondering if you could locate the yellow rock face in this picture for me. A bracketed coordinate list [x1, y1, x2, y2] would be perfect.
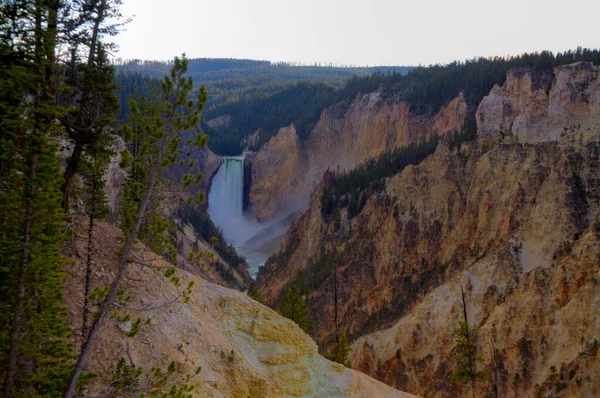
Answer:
[259, 138, 600, 397]
[249, 93, 467, 221]
[63, 218, 415, 398]
[256, 63, 600, 397]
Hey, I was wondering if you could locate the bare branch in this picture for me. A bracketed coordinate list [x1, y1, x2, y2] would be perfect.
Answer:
[112, 292, 185, 312]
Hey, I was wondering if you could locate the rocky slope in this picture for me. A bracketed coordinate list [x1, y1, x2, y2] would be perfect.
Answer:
[255, 62, 600, 397]
[64, 218, 413, 398]
[249, 92, 467, 221]
[59, 135, 251, 289]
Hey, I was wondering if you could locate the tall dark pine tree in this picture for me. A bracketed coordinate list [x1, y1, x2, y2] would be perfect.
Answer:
[451, 286, 489, 398]
[0, 2, 74, 396]
[59, 0, 127, 211]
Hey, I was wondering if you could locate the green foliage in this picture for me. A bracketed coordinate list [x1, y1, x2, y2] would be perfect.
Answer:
[214, 261, 237, 284]
[117, 57, 411, 111]
[288, 247, 336, 296]
[116, 48, 600, 157]
[344, 48, 600, 116]
[279, 286, 310, 333]
[201, 48, 599, 155]
[0, 133, 74, 396]
[321, 136, 440, 218]
[451, 320, 489, 394]
[325, 330, 352, 367]
[203, 81, 337, 153]
[115, 60, 412, 155]
[106, 358, 198, 398]
[63, 55, 211, 395]
[0, 5, 75, 394]
[120, 56, 208, 261]
[109, 358, 142, 395]
[247, 285, 265, 304]
[78, 147, 112, 220]
[321, 117, 480, 220]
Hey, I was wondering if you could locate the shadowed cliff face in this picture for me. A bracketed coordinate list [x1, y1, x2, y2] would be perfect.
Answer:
[255, 62, 600, 397]
[249, 92, 467, 221]
[63, 218, 415, 398]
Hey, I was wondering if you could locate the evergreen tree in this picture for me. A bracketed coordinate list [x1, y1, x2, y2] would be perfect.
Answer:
[451, 286, 489, 398]
[280, 285, 310, 333]
[59, 0, 127, 210]
[248, 285, 266, 304]
[327, 330, 351, 367]
[77, 143, 112, 343]
[0, 2, 74, 396]
[64, 54, 208, 397]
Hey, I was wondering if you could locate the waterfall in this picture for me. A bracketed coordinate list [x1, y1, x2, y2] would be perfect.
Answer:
[208, 156, 248, 243]
[207, 155, 267, 278]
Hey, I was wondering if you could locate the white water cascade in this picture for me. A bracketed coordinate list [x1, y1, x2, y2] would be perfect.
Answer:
[207, 155, 267, 278]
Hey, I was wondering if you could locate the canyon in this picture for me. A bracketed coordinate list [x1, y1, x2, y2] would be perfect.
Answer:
[253, 62, 600, 396]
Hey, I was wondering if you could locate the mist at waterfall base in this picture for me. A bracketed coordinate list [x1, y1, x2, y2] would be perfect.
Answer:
[207, 156, 268, 279]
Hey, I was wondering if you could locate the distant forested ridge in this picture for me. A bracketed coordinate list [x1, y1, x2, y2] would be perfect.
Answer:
[116, 57, 412, 111]
[114, 58, 412, 154]
[114, 49, 600, 156]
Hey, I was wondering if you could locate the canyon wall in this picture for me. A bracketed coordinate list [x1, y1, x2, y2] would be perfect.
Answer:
[249, 92, 467, 221]
[477, 62, 600, 143]
[255, 62, 600, 396]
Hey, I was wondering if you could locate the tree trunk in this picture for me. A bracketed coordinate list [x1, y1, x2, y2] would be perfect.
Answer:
[4, 155, 37, 397]
[60, 0, 106, 211]
[333, 251, 339, 360]
[61, 141, 83, 211]
[86, 0, 107, 67]
[82, 192, 96, 342]
[490, 340, 499, 398]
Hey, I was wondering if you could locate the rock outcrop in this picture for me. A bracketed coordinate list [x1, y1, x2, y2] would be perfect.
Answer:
[242, 129, 261, 150]
[206, 114, 232, 129]
[258, 140, 600, 397]
[256, 62, 600, 396]
[64, 218, 414, 398]
[250, 124, 308, 220]
[249, 92, 467, 221]
[477, 62, 600, 143]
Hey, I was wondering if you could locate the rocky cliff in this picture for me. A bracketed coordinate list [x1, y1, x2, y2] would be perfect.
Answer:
[64, 218, 413, 398]
[255, 63, 600, 396]
[249, 92, 467, 221]
[477, 62, 600, 143]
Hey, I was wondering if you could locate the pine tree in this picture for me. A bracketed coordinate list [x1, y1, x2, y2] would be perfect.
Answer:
[59, 0, 128, 211]
[325, 329, 352, 367]
[0, 134, 73, 397]
[280, 285, 310, 333]
[77, 143, 112, 343]
[248, 285, 265, 304]
[64, 54, 208, 397]
[451, 286, 489, 398]
[1, 2, 74, 395]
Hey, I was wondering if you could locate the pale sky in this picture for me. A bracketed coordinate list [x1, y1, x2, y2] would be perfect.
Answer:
[113, 0, 600, 66]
